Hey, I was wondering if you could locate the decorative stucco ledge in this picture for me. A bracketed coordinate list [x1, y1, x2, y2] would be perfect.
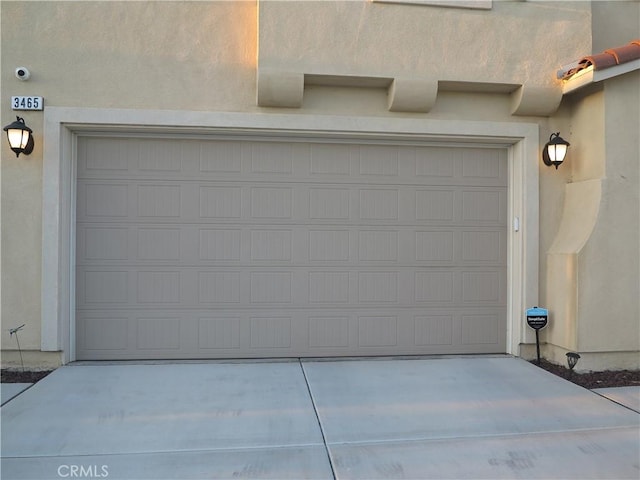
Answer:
[547, 180, 602, 256]
[256, 69, 304, 108]
[257, 68, 562, 116]
[510, 85, 563, 117]
[387, 78, 438, 112]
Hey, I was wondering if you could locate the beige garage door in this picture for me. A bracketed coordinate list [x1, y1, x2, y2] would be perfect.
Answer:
[75, 135, 507, 360]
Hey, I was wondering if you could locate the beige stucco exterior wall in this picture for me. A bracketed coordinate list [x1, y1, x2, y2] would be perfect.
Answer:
[2, 1, 258, 111]
[257, 0, 589, 87]
[592, 0, 640, 53]
[8, 1, 636, 371]
[542, 0, 639, 371]
[578, 72, 640, 362]
[545, 71, 640, 372]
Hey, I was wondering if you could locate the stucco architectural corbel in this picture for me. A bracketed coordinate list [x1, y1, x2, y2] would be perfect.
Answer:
[510, 85, 563, 116]
[545, 179, 601, 357]
[256, 68, 304, 108]
[387, 78, 438, 113]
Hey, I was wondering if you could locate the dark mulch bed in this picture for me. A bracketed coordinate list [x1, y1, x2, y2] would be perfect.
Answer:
[531, 359, 640, 389]
[1, 369, 53, 384]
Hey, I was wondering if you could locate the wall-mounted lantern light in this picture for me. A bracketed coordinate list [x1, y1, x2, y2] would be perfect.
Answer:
[3, 116, 34, 157]
[542, 132, 570, 169]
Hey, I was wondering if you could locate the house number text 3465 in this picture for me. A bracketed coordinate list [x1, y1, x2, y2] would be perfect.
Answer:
[11, 96, 44, 111]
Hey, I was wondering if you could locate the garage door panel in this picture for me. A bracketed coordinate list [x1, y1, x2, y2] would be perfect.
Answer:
[136, 228, 181, 260]
[78, 226, 130, 261]
[415, 271, 455, 303]
[76, 307, 505, 360]
[138, 140, 185, 173]
[461, 230, 505, 263]
[81, 270, 130, 305]
[78, 139, 507, 187]
[414, 231, 455, 263]
[310, 144, 353, 176]
[249, 141, 303, 175]
[76, 136, 507, 360]
[198, 317, 242, 349]
[78, 225, 505, 269]
[461, 270, 508, 305]
[78, 137, 133, 173]
[81, 317, 129, 351]
[78, 266, 506, 311]
[199, 185, 243, 219]
[461, 148, 508, 182]
[415, 189, 455, 222]
[414, 315, 454, 346]
[461, 313, 501, 345]
[250, 187, 293, 218]
[309, 229, 351, 262]
[79, 182, 505, 227]
[199, 228, 242, 261]
[309, 272, 351, 304]
[198, 271, 242, 304]
[462, 189, 508, 224]
[80, 183, 130, 218]
[308, 316, 350, 348]
[136, 317, 182, 350]
[309, 187, 351, 220]
[249, 317, 292, 349]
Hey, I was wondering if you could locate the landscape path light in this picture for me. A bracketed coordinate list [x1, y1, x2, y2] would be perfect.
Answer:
[566, 352, 581, 371]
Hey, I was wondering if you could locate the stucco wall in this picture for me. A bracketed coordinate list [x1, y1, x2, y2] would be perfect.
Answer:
[258, 0, 590, 87]
[1, 0, 616, 369]
[592, 0, 640, 53]
[578, 72, 640, 355]
[2, 1, 258, 112]
[541, 1, 640, 370]
[545, 71, 640, 371]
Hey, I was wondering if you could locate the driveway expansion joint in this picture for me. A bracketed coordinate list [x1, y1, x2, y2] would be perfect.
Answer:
[592, 391, 640, 414]
[300, 359, 337, 480]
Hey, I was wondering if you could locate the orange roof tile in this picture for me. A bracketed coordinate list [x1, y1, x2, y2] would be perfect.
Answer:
[561, 40, 640, 80]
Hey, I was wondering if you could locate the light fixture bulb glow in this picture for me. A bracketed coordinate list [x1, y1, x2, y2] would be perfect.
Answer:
[7, 128, 29, 150]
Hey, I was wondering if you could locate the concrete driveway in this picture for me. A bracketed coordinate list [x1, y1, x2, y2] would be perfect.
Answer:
[2, 356, 639, 479]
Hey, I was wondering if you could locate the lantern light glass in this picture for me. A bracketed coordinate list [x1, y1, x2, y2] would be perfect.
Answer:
[7, 128, 30, 150]
[547, 143, 568, 162]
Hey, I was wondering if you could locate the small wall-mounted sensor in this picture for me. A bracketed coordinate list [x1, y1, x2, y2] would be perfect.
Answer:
[15, 67, 31, 81]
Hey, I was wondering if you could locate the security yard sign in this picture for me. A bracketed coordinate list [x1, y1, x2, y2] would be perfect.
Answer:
[526, 306, 549, 364]
[526, 307, 548, 330]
